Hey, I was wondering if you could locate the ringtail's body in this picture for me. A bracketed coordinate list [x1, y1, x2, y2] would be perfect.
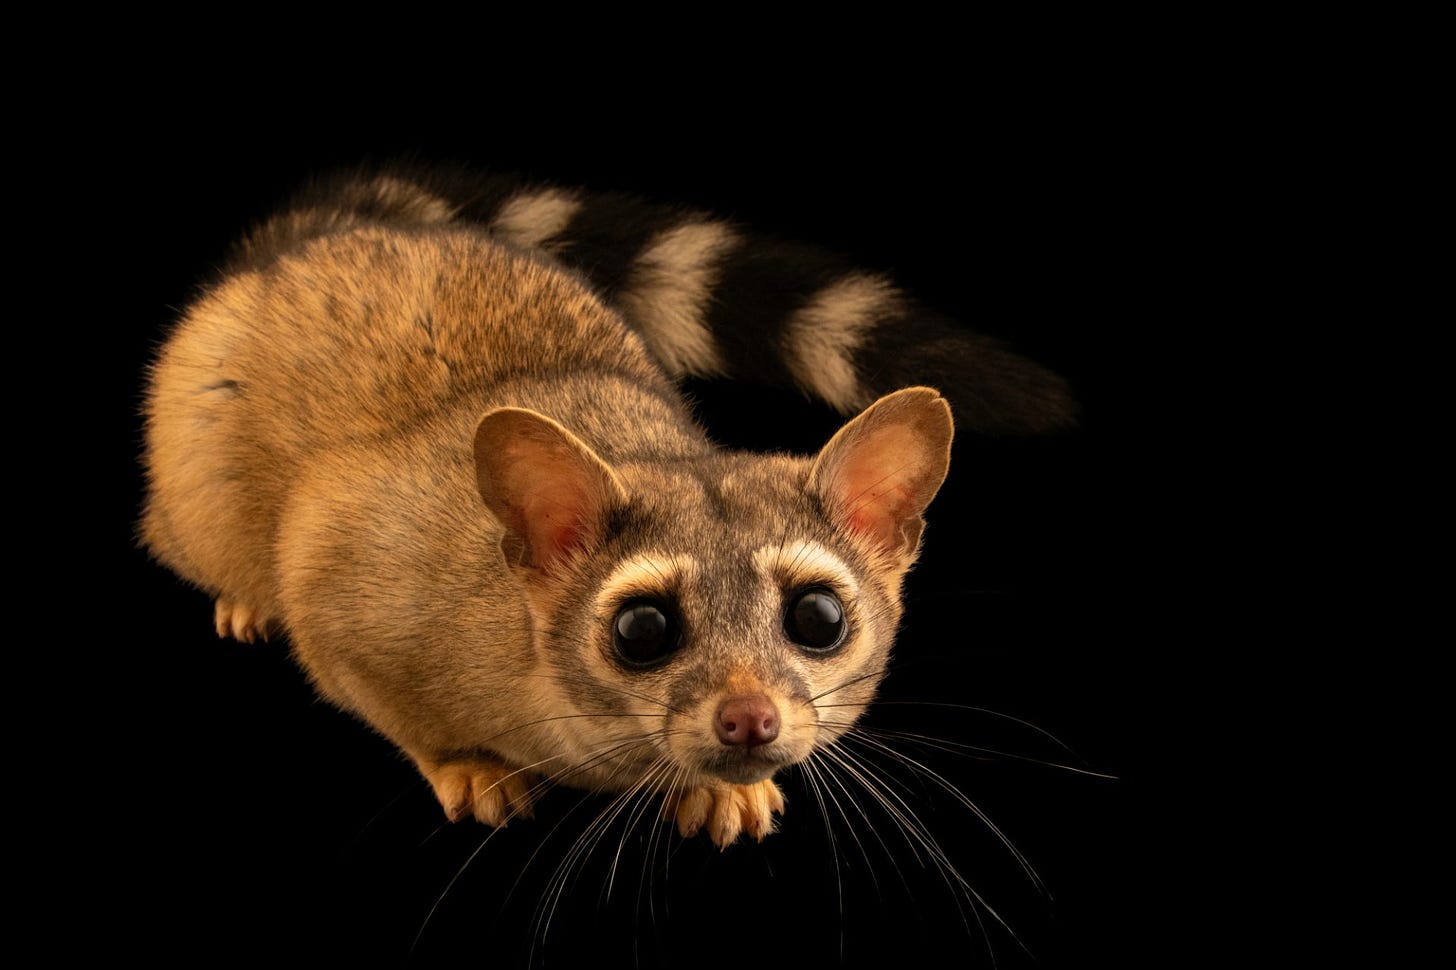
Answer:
[141, 168, 1071, 846]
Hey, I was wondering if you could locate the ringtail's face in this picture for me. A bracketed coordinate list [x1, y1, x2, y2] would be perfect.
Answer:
[475, 387, 953, 792]
[541, 470, 902, 790]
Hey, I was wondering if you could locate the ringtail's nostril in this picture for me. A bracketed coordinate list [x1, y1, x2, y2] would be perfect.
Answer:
[714, 694, 780, 747]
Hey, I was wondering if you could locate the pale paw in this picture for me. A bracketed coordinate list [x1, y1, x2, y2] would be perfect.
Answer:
[213, 599, 269, 643]
[668, 779, 786, 848]
[422, 757, 536, 827]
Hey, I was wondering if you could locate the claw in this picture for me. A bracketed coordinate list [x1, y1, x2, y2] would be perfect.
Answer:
[420, 756, 536, 827]
[213, 599, 269, 643]
[670, 779, 786, 848]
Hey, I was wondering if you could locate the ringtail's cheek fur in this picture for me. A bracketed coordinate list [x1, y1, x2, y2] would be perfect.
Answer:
[141, 167, 1050, 848]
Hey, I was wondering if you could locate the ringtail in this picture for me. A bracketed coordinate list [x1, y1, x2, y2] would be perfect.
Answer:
[141, 165, 1073, 847]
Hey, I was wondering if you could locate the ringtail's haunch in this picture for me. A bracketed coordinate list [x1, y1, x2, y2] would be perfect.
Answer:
[141, 167, 1073, 847]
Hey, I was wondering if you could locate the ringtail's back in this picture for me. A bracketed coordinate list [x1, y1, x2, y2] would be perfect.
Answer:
[141, 166, 1073, 844]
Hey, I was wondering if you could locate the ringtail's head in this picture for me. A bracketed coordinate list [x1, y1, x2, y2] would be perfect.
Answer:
[474, 387, 953, 791]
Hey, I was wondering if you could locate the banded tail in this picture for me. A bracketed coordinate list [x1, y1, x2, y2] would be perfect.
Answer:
[229, 164, 1076, 435]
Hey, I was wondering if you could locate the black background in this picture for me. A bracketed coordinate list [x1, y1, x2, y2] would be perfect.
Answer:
[84, 64, 1200, 968]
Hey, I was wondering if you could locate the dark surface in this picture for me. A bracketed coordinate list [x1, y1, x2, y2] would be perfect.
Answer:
[91, 105, 1185, 968]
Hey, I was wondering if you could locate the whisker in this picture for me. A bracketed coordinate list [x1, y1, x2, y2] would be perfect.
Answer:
[603, 757, 678, 903]
[803, 745, 1002, 964]
[853, 726, 1117, 779]
[411, 811, 517, 956]
[810, 668, 886, 704]
[794, 756, 847, 964]
[862, 700, 1090, 761]
[637, 759, 689, 947]
[416, 727, 674, 956]
[510, 670, 686, 716]
[799, 752, 887, 888]
[422, 708, 668, 758]
[839, 729, 1047, 900]
[532, 730, 669, 795]
[534, 754, 680, 958]
[815, 738, 1025, 958]
[814, 743, 931, 873]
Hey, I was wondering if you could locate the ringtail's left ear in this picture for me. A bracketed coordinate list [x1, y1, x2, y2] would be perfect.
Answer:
[474, 407, 629, 575]
[809, 386, 954, 565]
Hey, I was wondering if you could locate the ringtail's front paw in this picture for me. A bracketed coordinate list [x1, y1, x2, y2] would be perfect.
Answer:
[668, 779, 786, 848]
[420, 756, 536, 827]
[213, 598, 270, 643]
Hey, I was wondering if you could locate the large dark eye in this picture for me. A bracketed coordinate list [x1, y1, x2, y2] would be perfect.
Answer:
[612, 599, 681, 667]
[785, 587, 846, 653]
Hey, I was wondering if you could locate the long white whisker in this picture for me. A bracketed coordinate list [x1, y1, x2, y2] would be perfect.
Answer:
[417, 728, 671, 958]
[431, 707, 670, 755]
[855, 725, 1117, 779]
[795, 756, 853, 919]
[810, 668, 886, 704]
[814, 743, 930, 875]
[604, 756, 679, 904]
[411, 818, 512, 956]
[533, 751, 676, 960]
[637, 759, 689, 953]
[841, 730, 1046, 896]
[857, 699, 1091, 761]
[816, 739, 1016, 959]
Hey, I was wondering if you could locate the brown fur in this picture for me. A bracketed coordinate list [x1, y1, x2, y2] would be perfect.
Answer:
[142, 195, 953, 847]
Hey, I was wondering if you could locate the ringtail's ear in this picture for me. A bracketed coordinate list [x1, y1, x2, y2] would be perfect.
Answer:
[474, 408, 628, 573]
[809, 386, 954, 565]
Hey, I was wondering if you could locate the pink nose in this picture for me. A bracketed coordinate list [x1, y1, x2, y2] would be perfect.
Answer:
[714, 694, 780, 747]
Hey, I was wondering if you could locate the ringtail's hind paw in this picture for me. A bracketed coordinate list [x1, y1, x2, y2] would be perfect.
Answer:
[214, 599, 270, 643]
[667, 779, 786, 848]
[421, 756, 537, 827]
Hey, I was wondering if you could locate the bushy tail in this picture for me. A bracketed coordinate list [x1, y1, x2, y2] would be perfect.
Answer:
[231, 163, 1076, 435]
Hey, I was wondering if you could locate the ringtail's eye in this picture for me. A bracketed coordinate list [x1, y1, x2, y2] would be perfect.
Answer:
[613, 599, 682, 668]
[785, 587, 846, 653]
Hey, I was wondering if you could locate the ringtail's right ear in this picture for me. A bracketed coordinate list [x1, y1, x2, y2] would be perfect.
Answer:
[474, 408, 628, 574]
[808, 386, 954, 568]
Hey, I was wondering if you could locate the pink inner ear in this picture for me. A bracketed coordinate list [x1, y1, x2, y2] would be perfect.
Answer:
[842, 476, 913, 548]
[477, 407, 626, 574]
[829, 426, 930, 552]
[520, 481, 593, 563]
[546, 523, 581, 555]
[810, 388, 951, 561]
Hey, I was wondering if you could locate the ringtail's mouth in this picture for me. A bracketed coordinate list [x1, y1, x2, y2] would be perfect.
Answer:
[700, 747, 796, 785]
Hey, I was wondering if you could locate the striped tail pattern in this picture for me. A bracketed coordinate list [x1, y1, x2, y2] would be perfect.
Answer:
[228, 164, 1076, 435]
